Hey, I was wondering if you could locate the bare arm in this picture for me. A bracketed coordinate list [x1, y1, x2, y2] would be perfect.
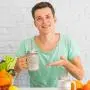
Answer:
[47, 56, 84, 80]
[63, 56, 84, 80]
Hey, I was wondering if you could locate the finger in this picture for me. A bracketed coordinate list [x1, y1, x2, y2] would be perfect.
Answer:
[60, 56, 66, 60]
[18, 58, 28, 69]
[21, 60, 28, 68]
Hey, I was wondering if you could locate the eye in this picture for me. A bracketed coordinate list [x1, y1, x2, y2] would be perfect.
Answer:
[46, 15, 50, 19]
[36, 17, 42, 21]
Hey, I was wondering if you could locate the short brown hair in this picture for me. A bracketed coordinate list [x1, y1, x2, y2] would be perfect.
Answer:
[31, 2, 55, 19]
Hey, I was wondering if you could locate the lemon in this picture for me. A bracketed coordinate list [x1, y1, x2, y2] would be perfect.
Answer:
[71, 80, 83, 90]
[9, 85, 20, 90]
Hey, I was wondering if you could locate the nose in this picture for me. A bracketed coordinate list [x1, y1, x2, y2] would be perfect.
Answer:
[42, 18, 48, 24]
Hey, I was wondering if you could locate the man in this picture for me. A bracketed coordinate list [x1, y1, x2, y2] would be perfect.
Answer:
[15, 2, 84, 87]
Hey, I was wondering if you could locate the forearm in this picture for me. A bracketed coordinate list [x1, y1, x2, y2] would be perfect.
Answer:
[63, 59, 84, 80]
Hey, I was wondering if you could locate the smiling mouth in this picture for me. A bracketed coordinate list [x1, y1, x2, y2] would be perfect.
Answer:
[42, 25, 50, 28]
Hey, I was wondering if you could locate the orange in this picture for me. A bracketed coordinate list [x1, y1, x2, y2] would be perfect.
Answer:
[0, 69, 7, 77]
[0, 78, 11, 86]
[82, 80, 90, 90]
[87, 80, 90, 84]
[83, 84, 90, 90]
[0, 69, 13, 86]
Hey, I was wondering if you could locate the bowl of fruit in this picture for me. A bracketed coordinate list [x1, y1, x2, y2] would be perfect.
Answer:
[0, 56, 19, 90]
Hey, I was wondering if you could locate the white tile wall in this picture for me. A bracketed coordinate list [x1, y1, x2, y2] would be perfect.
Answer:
[0, 0, 90, 83]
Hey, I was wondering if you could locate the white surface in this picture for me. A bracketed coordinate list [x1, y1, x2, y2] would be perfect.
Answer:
[20, 88, 57, 90]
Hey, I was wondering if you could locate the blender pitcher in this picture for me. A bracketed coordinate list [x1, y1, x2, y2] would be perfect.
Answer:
[58, 76, 76, 90]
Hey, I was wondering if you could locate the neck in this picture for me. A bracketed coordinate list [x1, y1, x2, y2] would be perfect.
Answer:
[38, 32, 56, 44]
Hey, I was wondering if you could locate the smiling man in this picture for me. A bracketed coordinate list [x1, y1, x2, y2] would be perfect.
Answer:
[15, 2, 84, 87]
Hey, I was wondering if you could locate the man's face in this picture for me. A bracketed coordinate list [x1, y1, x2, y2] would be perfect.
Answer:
[34, 7, 56, 34]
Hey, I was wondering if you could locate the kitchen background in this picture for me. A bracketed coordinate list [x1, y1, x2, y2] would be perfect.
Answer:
[0, 0, 90, 83]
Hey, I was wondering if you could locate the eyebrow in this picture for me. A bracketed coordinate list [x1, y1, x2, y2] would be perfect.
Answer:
[36, 13, 51, 18]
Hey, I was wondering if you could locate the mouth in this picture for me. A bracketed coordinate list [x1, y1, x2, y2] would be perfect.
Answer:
[42, 25, 50, 28]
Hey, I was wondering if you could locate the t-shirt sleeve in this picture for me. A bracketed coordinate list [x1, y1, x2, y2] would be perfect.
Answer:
[67, 36, 80, 61]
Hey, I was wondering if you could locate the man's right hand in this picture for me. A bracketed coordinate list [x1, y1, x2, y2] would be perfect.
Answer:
[14, 56, 28, 73]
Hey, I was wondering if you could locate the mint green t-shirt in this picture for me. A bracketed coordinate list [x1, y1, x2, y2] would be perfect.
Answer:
[16, 34, 80, 87]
